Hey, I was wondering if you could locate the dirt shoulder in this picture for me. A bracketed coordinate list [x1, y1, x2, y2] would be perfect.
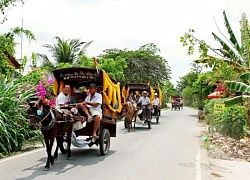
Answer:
[199, 123, 250, 179]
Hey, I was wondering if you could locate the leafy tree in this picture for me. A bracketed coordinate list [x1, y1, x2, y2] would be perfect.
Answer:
[182, 87, 194, 106]
[0, 27, 35, 78]
[37, 36, 93, 72]
[176, 72, 198, 93]
[98, 57, 127, 81]
[100, 43, 171, 87]
[192, 72, 214, 103]
[78, 55, 127, 81]
[162, 80, 177, 96]
[54, 55, 127, 81]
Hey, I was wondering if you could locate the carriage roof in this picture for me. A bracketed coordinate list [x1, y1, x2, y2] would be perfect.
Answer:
[52, 67, 118, 90]
[124, 83, 150, 91]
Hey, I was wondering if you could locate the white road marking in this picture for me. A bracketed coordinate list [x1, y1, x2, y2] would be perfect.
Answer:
[196, 148, 201, 180]
[0, 148, 45, 163]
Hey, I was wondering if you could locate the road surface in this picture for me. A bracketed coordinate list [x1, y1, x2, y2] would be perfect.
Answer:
[0, 107, 205, 180]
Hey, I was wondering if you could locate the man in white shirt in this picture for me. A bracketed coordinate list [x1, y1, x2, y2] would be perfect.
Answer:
[138, 91, 151, 119]
[153, 93, 160, 107]
[153, 93, 160, 115]
[77, 83, 102, 139]
[56, 84, 70, 107]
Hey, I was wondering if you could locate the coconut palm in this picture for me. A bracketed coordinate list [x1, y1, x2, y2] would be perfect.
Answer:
[37, 36, 93, 71]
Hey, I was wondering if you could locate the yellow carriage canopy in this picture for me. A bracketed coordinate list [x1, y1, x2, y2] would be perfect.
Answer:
[52, 67, 122, 113]
[122, 83, 153, 100]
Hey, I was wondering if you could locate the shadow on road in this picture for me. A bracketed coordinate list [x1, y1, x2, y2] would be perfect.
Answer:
[188, 115, 198, 118]
[15, 149, 116, 180]
[119, 126, 151, 134]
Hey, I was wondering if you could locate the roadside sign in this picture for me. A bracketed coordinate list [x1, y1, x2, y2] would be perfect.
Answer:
[213, 103, 225, 114]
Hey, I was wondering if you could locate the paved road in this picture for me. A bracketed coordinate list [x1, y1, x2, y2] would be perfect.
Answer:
[0, 107, 203, 180]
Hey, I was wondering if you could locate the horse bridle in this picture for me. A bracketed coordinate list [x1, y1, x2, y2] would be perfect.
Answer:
[29, 102, 55, 131]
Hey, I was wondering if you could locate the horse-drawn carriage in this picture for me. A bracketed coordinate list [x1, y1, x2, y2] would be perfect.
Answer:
[28, 67, 122, 170]
[171, 95, 181, 111]
[122, 83, 154, 130]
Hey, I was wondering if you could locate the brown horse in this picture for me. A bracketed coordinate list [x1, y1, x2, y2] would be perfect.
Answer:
[122, 101, 139, 132]
[29, 99, 73, 171]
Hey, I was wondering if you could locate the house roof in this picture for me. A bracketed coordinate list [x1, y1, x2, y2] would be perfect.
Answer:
[3, 51, 20, 69]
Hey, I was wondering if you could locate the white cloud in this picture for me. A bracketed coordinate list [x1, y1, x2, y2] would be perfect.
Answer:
[1, 0, 249, 84]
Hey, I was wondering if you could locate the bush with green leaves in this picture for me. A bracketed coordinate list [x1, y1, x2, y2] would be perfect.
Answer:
[0, 76, 42, 157]
[204, 99, 226, 114]
[16, 68, 48, 86]
[211, 105, 248, 139]
[203, 98, 228, 125]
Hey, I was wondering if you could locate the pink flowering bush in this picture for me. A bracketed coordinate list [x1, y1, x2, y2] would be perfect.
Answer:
[36, 73, 56, 106]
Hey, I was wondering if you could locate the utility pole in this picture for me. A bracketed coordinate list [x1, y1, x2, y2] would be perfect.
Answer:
[20, 2, 24, 61]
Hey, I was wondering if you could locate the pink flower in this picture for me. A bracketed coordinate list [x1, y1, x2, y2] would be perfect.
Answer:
[49, 99, 56, 106]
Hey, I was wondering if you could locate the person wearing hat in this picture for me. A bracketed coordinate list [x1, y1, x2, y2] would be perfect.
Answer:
[77, 83, 102, 139]
[70, 89, 83, 104]
[153, 93, 160, 108]
[138, 91, 151, 119]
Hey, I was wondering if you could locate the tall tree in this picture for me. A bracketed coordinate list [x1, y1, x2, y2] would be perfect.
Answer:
[37, 36, 93, 72]
[100, 43, 171, 87]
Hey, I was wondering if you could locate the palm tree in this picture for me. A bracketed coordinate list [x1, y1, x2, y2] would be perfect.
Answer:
[37, 36, 93, 71]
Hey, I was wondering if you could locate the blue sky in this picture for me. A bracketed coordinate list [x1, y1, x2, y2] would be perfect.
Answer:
[1, 0, 250, 85]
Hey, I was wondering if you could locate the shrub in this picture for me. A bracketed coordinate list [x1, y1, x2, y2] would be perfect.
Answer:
[204, 98, 227, 115]
[0, 76, 42, 156]
[36, 73, 55, 106]
[203, 98, 228, 125]
[211, 105, 248, 139]
[17, 68, 47, 86]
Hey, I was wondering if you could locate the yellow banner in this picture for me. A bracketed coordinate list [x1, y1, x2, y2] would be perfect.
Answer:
[213, 103, 225, 114]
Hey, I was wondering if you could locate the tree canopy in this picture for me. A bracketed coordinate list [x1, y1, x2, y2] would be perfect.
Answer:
[0, 27, 35, 78]
[100, 43, 171, 87]
[37, 36, 93, 72]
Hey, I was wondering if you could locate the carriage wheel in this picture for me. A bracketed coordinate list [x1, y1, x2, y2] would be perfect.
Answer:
[99, 129, 110, 156]
[59, 135, 68, 154]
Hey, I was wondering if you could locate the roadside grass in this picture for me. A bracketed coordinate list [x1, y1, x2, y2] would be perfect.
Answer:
[0, 139, 44, 159]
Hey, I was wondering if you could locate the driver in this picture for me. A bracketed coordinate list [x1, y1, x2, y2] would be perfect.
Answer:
[77, 83, 102, 139]
[138, 91, 151, 119]
[153, 93, 160, 108]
